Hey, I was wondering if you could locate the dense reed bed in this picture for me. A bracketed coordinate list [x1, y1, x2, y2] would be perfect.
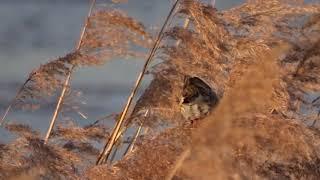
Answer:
[1, 0, 320, 179]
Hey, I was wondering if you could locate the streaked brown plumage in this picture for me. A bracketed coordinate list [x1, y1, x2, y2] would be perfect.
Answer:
[180, 76, 218, 122]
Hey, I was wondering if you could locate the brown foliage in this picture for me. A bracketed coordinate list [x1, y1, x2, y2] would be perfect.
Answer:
[80, 8, 153, 61]
[52, 123, 109, 142]
[14, 52, 87, 111]
[1, 0, 320, 179]
[173, 46, 320, 179]
[9, 2, 153, 114]
[0, 136, 81, 179]
[85, 127, 192, 180]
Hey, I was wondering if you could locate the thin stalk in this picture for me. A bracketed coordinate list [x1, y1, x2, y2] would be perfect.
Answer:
[75, 0, 96, 50]
[97, 116, 128, 164]
[123, 109, 148, 156]
[96, 0, 181, 165]
[0, 74, 34, 126]
[109, 140, 121, 164]
[44, 73, 71, 144]
[123, 124, 143, 156]
[107, 125, 126, 164]
[109, 125, 130, 164]
[43, 0, 96, 144]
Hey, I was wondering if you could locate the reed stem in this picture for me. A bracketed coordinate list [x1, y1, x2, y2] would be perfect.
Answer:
[123, 124, 143, 156]
[43, 0, 96, 144]
[44, 72, 71, 144]
[96, 0, 181, 165]
[123, 109, 148, 156]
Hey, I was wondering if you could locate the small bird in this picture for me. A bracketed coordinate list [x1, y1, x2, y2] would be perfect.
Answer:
[180, 76, 218, 123]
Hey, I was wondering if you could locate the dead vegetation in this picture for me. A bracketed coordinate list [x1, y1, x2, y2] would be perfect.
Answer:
[0, 0, 320, 179]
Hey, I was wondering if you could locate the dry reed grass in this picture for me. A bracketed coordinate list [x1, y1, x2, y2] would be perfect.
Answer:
[0, 0, 320, 179]
[86, 127, 191, 179]
[0, 0, 152, 126]
[52, 123, 109, 142]
[0, 135, 81, 179]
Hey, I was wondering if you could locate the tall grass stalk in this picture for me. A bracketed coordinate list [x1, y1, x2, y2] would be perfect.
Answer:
[109, 140, 121, 164]
[109, 126, 127, 163]
[109, 0, 196, 161]
[124, 124, 143, 156]
[123, 110, 148, 157]
[96, 0, 182, 165]
[43, 0, 96, 144]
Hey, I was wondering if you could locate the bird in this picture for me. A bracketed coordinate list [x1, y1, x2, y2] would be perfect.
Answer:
[179, 76, 218, 124]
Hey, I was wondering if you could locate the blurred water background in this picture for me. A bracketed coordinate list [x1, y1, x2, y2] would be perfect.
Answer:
[0, 0, 261, 142]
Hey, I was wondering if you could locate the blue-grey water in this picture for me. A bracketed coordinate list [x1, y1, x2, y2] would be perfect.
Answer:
[0, 0, 250, 142]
